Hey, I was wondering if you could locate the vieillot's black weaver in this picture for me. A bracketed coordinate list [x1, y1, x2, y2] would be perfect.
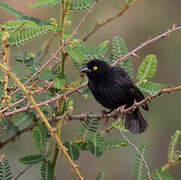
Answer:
[81, 59, 149, 134]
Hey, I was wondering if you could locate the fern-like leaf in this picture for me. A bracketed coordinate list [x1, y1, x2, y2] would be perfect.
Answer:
[40, 160, 54, 180]
[68, 0, 93, 10]
[138, 81, 167, 94]
[33, 123, 47, 151]
[110, 36, 133, 78]
[1, 20, 38, 31]
[132, 141, 150, 180]
[81, 118, 100, 133]
[69, 40, 109, 69]
[0, 3, 49, 26]
[137, 54, 157, 82]
[104, 139, 128, 151]
[96, 169, 105, 180]
[64, 141, 80, 160]
[29, 0, 60, 8]
[88, 133, 105, 157]
[168, 130, 181, 161]
[152, 170, 173, 180]
[7, 25, 52, 46]
[19, 154, 44, 165]
[0, 155, 12, 180]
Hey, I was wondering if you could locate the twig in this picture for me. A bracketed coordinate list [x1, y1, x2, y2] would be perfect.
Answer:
[82, 0, 140, 41]
[13, 165, 32, 180]
[161, 154, 181, 171]
[112, 24, 181, 65]
[38, 33, 56, 63]
[0, 81, 54, 115]
[3, 84, 181, 118]
[119, 130, 152, 180]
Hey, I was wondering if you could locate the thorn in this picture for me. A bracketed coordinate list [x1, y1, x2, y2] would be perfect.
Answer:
[132, 52, 139, 58]
[172, 24, 176, 29]
[72, 164, 79, 169]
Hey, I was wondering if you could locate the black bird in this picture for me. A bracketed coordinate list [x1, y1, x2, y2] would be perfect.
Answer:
[80, 59, 149, 134]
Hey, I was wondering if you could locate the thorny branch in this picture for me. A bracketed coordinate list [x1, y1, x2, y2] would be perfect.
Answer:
[2, 24, 181, 117]
[13, 165, 32, 180]
[119, 130, 152, 180]
[82, 0, 140, 41]
[1, 85, 181, 149]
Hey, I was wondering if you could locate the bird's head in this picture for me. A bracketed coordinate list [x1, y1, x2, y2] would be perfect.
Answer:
[80, 59, 111, 80]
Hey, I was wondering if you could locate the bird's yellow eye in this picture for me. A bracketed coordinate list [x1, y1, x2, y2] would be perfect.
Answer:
[93, 66, 98, 70]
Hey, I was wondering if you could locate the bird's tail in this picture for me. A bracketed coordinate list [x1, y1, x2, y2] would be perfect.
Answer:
[125, 108, 148, 134]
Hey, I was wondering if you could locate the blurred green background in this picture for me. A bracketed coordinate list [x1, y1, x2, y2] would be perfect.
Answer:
[0, 0, 181, 179]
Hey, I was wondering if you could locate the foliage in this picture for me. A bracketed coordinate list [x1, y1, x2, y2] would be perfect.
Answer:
[68, 0, 93, 10]
[40, 160, 54, 180]
[110, 36, 134, 78]
[0, 1, 180, 180]
[19, 154, 44, 165]
[33, 123, 47, 151]
[152, 170, 174, 180]
[137, 54, 167, 93]
[0, 156, 12, 180]
[168, 130, 181, 161]
[132, 141, 150, 180]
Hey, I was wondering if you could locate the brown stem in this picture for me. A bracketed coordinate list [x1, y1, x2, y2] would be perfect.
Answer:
[13, 165, 32, 180]
[82, 0, 140, 41]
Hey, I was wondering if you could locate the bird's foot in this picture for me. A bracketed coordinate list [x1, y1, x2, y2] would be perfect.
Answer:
[101, 109, 111, 124]
[117, 104, 127, 116]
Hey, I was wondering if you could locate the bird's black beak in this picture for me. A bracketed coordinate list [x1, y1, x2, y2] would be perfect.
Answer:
[80, 67, 91, 73]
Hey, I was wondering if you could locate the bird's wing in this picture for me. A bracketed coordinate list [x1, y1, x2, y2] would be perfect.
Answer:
[111, 67, 149, 111]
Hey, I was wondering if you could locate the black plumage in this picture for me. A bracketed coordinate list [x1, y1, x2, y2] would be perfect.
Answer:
[81, 59, 149, 134]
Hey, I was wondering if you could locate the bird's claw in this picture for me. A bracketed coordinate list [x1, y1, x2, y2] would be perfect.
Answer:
[117, 104, 127, 116]
[101, 109, 109, 124]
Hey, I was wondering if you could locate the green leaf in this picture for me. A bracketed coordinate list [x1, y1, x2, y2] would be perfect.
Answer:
[66, 46, 84, 62]
[0, 3, 49, 25]
[13, 112, 34, 127]
[40, 160, 54, 180]
[138, 81, 167, 94]
[152, 170, 174, 180]
[7, 25, 53, 46]
[111, 36, 133, 78]
[96, 169, 105, 180]
[0, 156, 13, 180]
[64, 141, 80, 160]
[33, 123, 47, 151]
[54, 76, 66, 89]
[137, 54, 157, 81]
[104, 139, 128, 151]
[88, 134, 105, 157]
[68, 0, 93, 10]
[132, 141, 150, 180]
[71, 40, 109, 69]
[29, 0, 60, 8]
[168, 130, 181, 161]
[38, 68, 56, 81]
[1, 20, 38, 31]
[81, 118, 100, 133]
[19, 154, 44, 165]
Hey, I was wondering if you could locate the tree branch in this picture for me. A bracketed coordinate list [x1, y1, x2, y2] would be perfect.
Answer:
[13, 165, 32, 180]
[3, 24, 181, 117]
[82, 0, 141, 41]
[1, 85, 181, 150]
[119, 130, 152, 180]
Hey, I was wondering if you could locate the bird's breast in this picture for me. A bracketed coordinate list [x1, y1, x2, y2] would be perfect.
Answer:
[88, 79, 127, 110]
